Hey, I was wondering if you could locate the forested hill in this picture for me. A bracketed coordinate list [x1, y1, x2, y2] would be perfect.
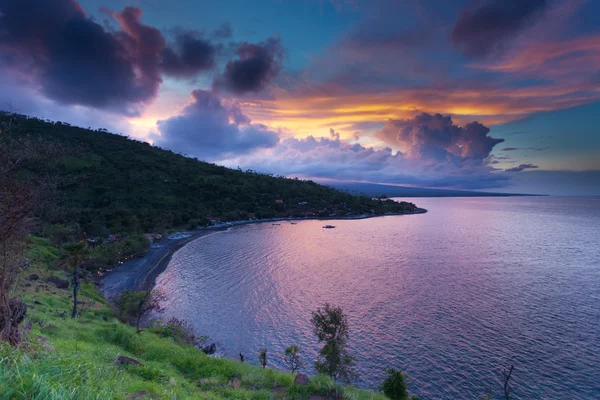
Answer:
[1, 112, 417, 235]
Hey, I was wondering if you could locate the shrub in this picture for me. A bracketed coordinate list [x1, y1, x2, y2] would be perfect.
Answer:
[311, 303, 356, 383]
[151, 317, 201, 346]
[283, 345, 303, 374]
[258, 348, 267, 368]
[380, 368, 418, 400]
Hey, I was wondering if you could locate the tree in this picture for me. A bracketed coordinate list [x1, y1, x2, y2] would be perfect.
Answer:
[283, 344, 303, 374]
[258, 348, 267, 368]
[61, 242, 89, 318]
[503, 365, 514, 400]
[311, 303, 356, 382]
[0, 132, 57, 343]
[380, 369, 409, 400]
[117, 289, 165, 332]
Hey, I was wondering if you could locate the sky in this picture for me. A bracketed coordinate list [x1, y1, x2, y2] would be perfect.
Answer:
[1, 0, 599, 195]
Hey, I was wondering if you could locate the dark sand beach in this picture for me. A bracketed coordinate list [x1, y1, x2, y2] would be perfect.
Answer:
[99, 209, 427, 301]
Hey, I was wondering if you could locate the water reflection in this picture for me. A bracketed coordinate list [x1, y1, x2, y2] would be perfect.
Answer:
[155, 197, 600, 399]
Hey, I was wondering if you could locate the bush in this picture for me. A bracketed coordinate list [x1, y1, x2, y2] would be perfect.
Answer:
[380, 368, 420, 400]
[151, 317, 201, 346]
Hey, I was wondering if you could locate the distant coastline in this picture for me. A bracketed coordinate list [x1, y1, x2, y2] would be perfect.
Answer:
[326, 181, 547, 197]
[99, 209, 427, 300]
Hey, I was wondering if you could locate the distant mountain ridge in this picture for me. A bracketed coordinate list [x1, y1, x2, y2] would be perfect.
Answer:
[325, 181, 540, 198]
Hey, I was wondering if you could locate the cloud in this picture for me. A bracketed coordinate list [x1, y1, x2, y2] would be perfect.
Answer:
[329, 128, 340, 140]
[502, 147, 519, 151]
[154, 89, 279, 160]
[0, 0, 218, 114]
[505, 163, 539, 172]
[213, 37, 283, 95]
[0, 72, 137, 136]
[0, 1, 159, 114]
[452, 0, 549, 58]
[375, 113, 504, 163]
[224, 134, 511, 190]
[160, 31, 217, 78]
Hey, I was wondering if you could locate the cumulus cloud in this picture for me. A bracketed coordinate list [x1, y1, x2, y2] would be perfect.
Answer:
[375, 113, 504, 164]
[160, 31, 217, 78]
[154, 89, 279, 160]
[505, 163, 539, 172]
[0, 0, 218, 113]
[213, 37, 283, 95]
[224, 134, 511, 190]
[452, 0, 549, 58]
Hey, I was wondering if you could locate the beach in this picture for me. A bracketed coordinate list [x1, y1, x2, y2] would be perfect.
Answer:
[99, 210, 427, 301]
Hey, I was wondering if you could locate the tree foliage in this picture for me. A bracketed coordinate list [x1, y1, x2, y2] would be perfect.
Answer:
[60, 241, 89, 318]
[311, 303, 356, 382]
[283, 344, 303, 374]
[258, 348, 267, 368]
[0, 112, 417, 236]
[117, 289, 165, 332]
[0, 130, 59, 343]
[380, 369, 409, 400]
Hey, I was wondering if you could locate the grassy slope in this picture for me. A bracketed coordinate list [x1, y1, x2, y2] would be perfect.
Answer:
[0, 238, 386, 400]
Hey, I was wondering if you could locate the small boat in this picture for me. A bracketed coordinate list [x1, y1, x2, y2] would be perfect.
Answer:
[322, 224, 335, 229]
[290, 222, 297, 225]
[272, 223, 281, 226]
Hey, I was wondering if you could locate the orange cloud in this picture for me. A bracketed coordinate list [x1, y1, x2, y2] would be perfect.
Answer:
[240, 81, 600, 141]
[471, 34, 600, 77]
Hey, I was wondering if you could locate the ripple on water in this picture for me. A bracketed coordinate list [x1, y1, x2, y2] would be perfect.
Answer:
[155, 197, 600, 399]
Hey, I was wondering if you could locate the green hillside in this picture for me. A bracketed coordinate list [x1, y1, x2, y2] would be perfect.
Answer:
[0, 112, 417, 236]
[0, 111, 421, 399]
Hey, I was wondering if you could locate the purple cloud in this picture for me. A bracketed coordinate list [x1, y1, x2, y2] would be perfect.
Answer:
[155, 89, 279, 160]
[452, 0, 549, 58]
[160, 31, 218, 78]
[0, 0, 219, 114]
[213, 37, 283, 95]
[376, 113, 504, 163]
[505, 163, 539, 172]
[224, 134, 511, 190]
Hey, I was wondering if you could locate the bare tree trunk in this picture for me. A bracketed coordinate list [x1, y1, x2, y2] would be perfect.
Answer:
[136, 312, 142, 332]
[71, 266, 79, 318]
[504, 365, 514, 400]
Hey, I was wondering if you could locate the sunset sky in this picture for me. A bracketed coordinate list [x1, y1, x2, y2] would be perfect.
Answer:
[1, 0, 599, 195]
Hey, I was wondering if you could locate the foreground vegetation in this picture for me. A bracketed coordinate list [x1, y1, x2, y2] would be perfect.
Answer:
[0, 237, 393, 399]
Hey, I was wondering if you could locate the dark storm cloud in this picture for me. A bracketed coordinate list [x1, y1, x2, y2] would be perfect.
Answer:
[160, 31, 217, 78]
[0, 0, 158, 113]
[0, 0, 219, 113]
[451, 0, 549, 58]
[376, 113, 504, 163]
[212, 37, 283, 95]
[155, 89, 279, 160]
[505, 163, 539, 172]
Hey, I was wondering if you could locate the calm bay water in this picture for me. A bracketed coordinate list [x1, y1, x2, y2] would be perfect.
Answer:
[155, 197, 600, 399]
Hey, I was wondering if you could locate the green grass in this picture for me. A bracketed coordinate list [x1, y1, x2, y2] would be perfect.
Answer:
[0, 240, 388, 399]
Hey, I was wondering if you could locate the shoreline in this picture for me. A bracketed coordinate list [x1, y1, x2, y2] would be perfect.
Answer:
[99, 209, 427, 301]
